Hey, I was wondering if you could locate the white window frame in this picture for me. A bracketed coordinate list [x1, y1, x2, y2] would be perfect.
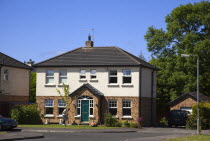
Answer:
[89, 99, 94, 116]
[58, 99, 66, 116]
[122, 100, 132, 117]
[108, 100, 117, 116]
[45, 99, 54, 116]
[122, 69, 132, 84]
[80, 69, 86, 79]
[76, 99, 81, 116]
[3, 69, 8, 80]
[109, 70, 117, 84]
[46, 70, 54, 84]
[76, 96, 94, 116]
[90, 69, 97, 79]
[59, 69, 67, 84]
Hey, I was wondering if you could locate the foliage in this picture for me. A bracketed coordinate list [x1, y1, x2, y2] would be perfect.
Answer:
[56, 83, 75, 109]
[139, 51, 146, 61]
[122, 120, 130, 128]
[130, 122, 141, 128]
[159, 117, 168, 127]
[186, 102, 210, 129]
[145, 1, 210, 104]
[10, 104, 42, 124]
[104, 113, 121, 127]
[29, 72, 36, 103]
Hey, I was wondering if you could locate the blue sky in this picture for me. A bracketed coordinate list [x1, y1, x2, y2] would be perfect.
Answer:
[0, 0, 205, 63]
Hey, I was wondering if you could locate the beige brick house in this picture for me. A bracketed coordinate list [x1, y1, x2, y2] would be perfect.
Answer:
[35, 36, 157, 126]
[0, 52, 31, 117]
[169, 92, 210, 114]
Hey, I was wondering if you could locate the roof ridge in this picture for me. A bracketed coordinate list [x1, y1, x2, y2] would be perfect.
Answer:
[114, 47, 140, 65]
[35, 47, 82, 66]
[0, 52, 31, 69]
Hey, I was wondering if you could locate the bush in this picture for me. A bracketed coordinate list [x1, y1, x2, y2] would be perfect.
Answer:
[159, 117, 168, 127]
[104, 113, 121, 127]
[186, 102, 210, 130]
[130, 122, 141, 128]
[10, 104, 42, 124]
[122, 120, 130, 127]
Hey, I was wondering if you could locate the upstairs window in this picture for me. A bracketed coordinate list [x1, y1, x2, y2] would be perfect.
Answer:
[58, 99, 66, 115]
[46, 70, 54, 84]
[59, 70, 67, 84]
[122, 69, 132, 84]
[123, 100, 131, 116]
[109, 70, 117, 83]
[80, 70, 86, 79]
[90, 69, 97, 79]
[45, 99, 54, 115]
[3, 69, 8, 80]
[108, 100, 117, 116]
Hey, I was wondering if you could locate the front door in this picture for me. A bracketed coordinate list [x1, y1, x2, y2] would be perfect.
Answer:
[81, 100, 89, 122]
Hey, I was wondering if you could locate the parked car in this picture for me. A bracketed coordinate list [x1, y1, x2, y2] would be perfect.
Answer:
[168, 110, 189, 127]
[0, 115, 18, 130]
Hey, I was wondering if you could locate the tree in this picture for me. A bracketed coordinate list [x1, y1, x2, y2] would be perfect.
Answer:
[145, 1, 210, 104]
[29, 72, 36, 103]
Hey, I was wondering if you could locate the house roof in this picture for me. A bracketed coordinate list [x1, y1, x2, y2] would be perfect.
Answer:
[169, 92, 210, 107]
[69, 83, 103, 97]
[34, 47, 156, 69]
[0, 52, 31, 70]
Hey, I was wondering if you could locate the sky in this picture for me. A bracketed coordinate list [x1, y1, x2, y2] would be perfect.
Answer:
[0, 0, 206, 63]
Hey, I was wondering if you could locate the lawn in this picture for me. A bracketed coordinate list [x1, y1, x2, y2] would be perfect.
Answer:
[165, 134, 210, 141]
[0, 132, 6, 134]
[19, 124, 119, 129]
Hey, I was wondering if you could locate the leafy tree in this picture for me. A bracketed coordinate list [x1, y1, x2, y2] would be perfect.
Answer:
[145, 1, 210, 103]
[29, 72, 36, 103]
[139, 51, 146, 61]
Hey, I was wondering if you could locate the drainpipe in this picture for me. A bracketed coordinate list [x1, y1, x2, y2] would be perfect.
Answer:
[0, 60, 4, 93]
[139, 66, 142, 118]
[151, 70, 154, 125]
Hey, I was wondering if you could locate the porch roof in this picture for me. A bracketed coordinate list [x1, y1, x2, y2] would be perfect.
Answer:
[69, 83, 104, 97]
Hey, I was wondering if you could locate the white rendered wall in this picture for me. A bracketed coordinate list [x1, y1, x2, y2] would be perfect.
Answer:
[36, 67, 140, 97]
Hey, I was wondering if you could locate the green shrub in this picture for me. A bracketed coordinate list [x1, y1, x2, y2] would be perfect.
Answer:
[104, 113, 121, 127]
[159, 117, 168, 127]
[186, 102, 210, 129]
[130, 122, 141, 128]
[122, 120, 130, 127]
[10, 104, 42, 124]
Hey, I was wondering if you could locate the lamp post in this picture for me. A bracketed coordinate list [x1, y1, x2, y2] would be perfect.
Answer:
[181, 54, 200, 134]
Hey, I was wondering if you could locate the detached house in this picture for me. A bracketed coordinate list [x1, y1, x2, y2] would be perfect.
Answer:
[0, 52, 31, 117]
[35, 36, 157, 126]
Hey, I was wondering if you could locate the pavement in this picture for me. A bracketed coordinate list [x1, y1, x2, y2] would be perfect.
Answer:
[1, 127, 210, 141]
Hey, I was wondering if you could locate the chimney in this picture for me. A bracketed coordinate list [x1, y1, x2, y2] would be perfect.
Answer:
[85, 34, 94, 47]
[26, 59, 35, 67]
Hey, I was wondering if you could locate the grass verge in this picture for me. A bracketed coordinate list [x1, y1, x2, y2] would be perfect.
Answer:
[19, 124, 119, 129]
[0, 132, 6, 134]
[165, 134, 210, 141]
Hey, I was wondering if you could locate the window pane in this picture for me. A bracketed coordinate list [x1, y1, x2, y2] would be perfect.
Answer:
[58, 99, 66, 107]
[123, 109, 131, 116]
[109, 77, 117, 83]
[109, 101, 117, 108]
[91, 70, 96, 75]
[46, 77, 54, 83]
[123, 101, 131, 107]
[90, 108, 93, 115]
[59, 108, 65, 115]
[45, 99, 53, 107]
[60, 77, 67, 84]
[109, 108, 117, 116]
[91, 75, 97, 79]
[77, 108, 80, 115]
[110, 70, 117, 76]
[123, 77, 131, 83]
[80, 70, 86, 74]
[47, 70, 54, 76]
[60, 70, 67, 76]
[80, 75, 86, 79]
[46, 107, 53, 114]
[123, 70, 131, 76]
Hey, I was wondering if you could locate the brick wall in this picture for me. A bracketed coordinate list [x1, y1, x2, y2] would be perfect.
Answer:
[0, 95, 29, 102]
[170, 97, 196, 111]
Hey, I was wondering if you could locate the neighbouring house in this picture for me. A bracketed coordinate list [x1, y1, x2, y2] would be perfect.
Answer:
[0, 52, 32, 117]
[169, 92, 210, 114]
[34, 36, 157, 126]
